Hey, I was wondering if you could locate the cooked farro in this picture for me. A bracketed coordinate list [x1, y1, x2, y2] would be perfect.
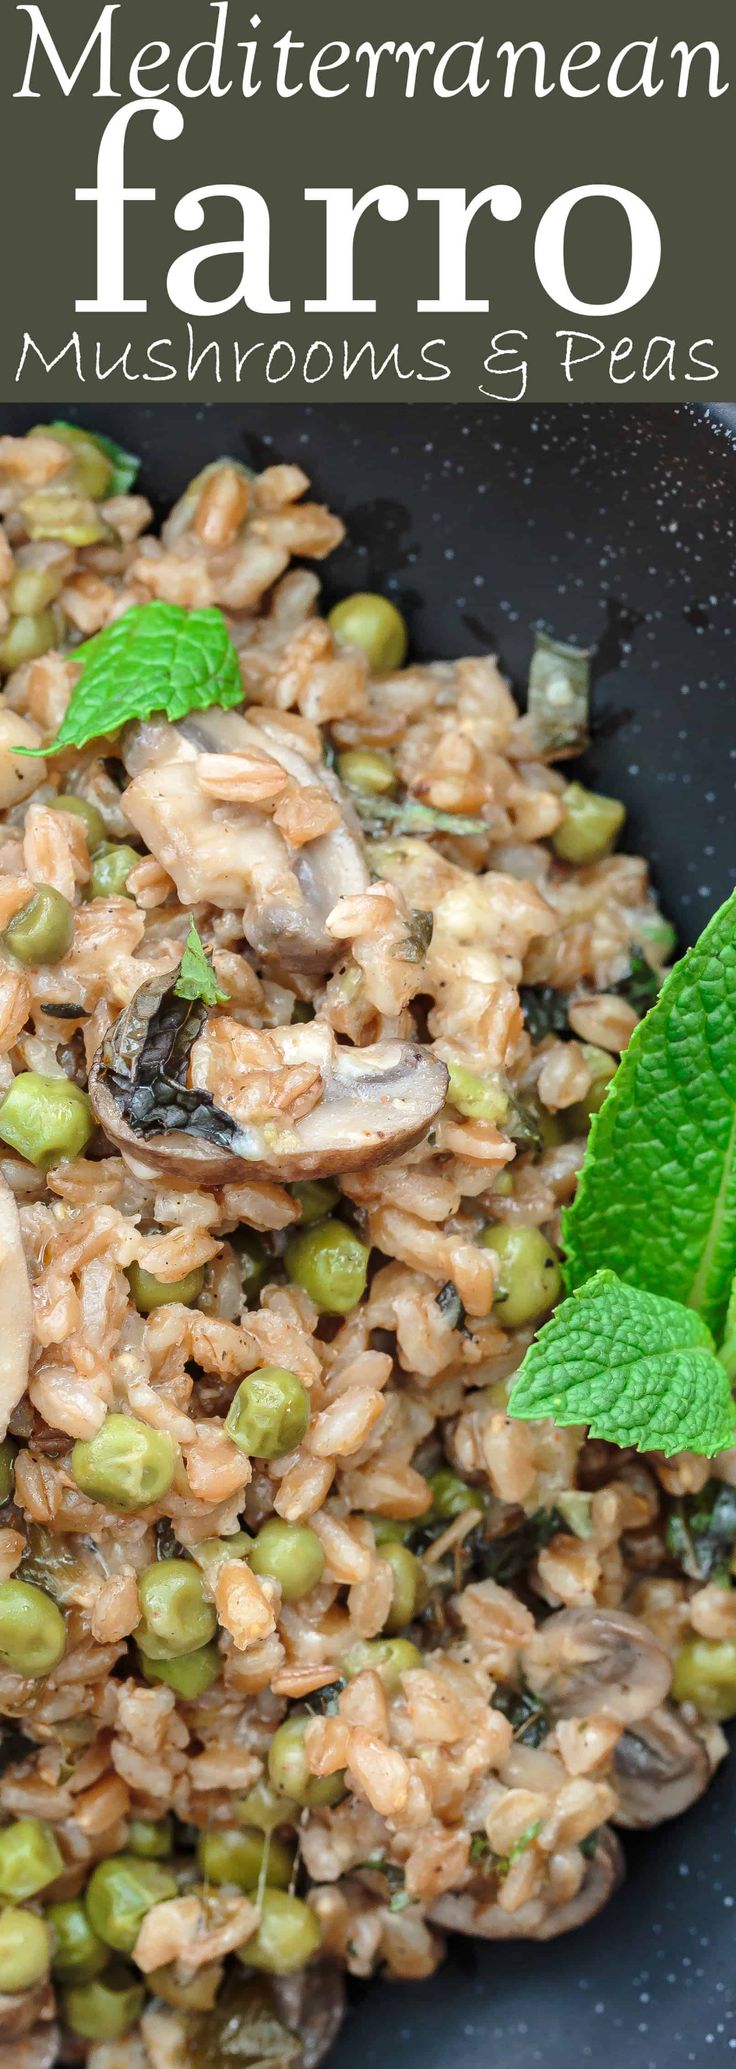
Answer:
[0, 426, 727, 2069]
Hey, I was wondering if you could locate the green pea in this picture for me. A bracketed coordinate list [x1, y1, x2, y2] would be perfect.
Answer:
[552, 782, 626, 865]
[267, 1714, 345, 1810]
[336, 748, 398, 797]
[328, 594, 408, 673]
[381, 1543, 428, 1635]
[126, 1817, 173, 1861]
[126, 1260, 204, 1314]
[47, 1898, 107, 1983]
[0, 1819, 63, 1903]
[567, 1044, 617, 1134]
[290, 1180, 339, 1227]
[235, 1780, 295, 1834]
[232, 1228, 269, 1307]
[1, 888, 74, 968]
[477, 1223, 562, 1328]
[342, 1637, 421, 1689]
[197, 1826, 293, 1891]
[141, 1642, 221, 1699]
[0, 1906, 50, 1992]
[249, 1520, 325, 1603]
[20, 492, 111, 549]
[62, 1969, 145, 2042]
[85, 1854, 177, 1955]
[225, 1367, 310, 1461]
[71, 1413, 176, 1512]
[446, 1063, 509, 1125]
[285, 1219, 369, 1316]
[51, 794, 106, 853]
[32, 423, 114, 502]
[671, 1638, 736, 1721]
[428, 1469, 479, 1521]
[0, 1579, 66, 1678]
[369, 1514, 413, 1546]
[0, 1072, 93, 1171]
[89, 843, 140, 900]
[0, 610, 59, 673]
[238, 1889, 320, 1976]
[193, 1532, 253, 1584]
[7, 565, 65, 616]
[137, 1559, 216, 1662]
[0, 1440, 15, 1507]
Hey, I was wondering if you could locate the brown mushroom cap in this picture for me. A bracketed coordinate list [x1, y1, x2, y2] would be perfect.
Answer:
[612, 1703, 712, 1829]
[89, 1003, 448, 1186]
[123, 711, 369, 978]
[430, 1827, 624, 1940]
[525, 1607, 672, 1724]
[0, 1171, 32, 1440]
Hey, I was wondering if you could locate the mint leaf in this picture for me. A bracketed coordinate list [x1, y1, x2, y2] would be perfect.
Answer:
[174, 920, 229, 1008]
[563, 890, 736, 1340]
[22, 602, 244, 757]
[508, 1270, 736, 1458]
[49, 422, 140, 496]
[352, 793, 488, 837]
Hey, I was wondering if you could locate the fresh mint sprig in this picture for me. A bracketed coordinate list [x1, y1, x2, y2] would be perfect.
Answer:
[509, 889, 736, 1457]
[19, 601, 244, 758]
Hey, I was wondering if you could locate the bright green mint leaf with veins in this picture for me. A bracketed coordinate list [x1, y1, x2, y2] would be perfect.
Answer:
[174, 920, 230, 1008]
[563, 889, 736, 1341]
[509, 1270, 736, 1458]
[20, 602, 244, 757]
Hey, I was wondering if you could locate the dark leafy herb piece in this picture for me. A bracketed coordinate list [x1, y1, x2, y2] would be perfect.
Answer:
[352, 793, 488, 839]
[389, 1890, 414, 1913]
[39, 1001, 89, 1020]
[519, 985, 571, 1045]
[615, 953, 663, 1015]
[359, 1857, 406, 1894]
[436, 1281, 466, 1330]
[580, 1830, 600, 1860]
[394, 909, 434, 962]
[96, 968, 242, 1150]
[174, 918, 230, 1007]
[306, 1678, 346, 1717]
[492, 1684, 550, 1747]
[467, 1507, 563, 1586]
[469, 1833, 491, 1865]
[666, 1480, 736, 1582]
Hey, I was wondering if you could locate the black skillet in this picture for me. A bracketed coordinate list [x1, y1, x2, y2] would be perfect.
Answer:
[5, 399, 736, 2067]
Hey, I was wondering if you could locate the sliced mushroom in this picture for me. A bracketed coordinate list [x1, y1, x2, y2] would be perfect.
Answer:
[525, 1607, 672, 1724]
[430, 1827, 624, 1940]
[122, 711, 368, 978]
[89, 971, 448, 1184]
[612, 1703, 712, 1828]
[0, 1172, 32, 1440]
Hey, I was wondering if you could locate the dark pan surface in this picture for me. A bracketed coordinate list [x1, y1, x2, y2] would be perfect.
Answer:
[4, 400, 736, 2064]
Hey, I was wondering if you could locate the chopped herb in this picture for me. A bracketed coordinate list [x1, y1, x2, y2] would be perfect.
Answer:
[507, 1818, 543, 1865]
[394, 908, 434, 961]
[615, 952, 663, 1014]
[388, 1890, 414, 1913]
[352, 792, 488, 839]
[492, 1685, 550, 1747]
[39, 1001, 89, 1020]
[580, 1830, 600, 1861]
[95, 968, 243, 1151]
[436, 1281, 466, 1330]
[526, 630, 591, 755]
[509, 1270, 736, 1459]
[469, 1833, 491, 1864]
[306, 1677, 346, 1716]
[666, 1481, 736, 1582]
[467, 1507, 563, 1586]
[174, 919, 230, 1008]
[360, 1857, 405, 1894]
[519, 984, 572, 1045]
[20, 601, 244, 758]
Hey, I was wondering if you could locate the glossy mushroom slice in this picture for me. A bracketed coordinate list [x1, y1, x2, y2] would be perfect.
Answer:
[525, 1607, 672, 1724]
[612, 1704, 712, 1828]
[430, 1827, 624, 1940]
[0, 1171, 32, 1439]
[122, 711, 368, 978]
[89, 970, 448, 1184]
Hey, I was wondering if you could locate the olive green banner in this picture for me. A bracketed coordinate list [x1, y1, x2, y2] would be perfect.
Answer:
[3, 0, 735, 399]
